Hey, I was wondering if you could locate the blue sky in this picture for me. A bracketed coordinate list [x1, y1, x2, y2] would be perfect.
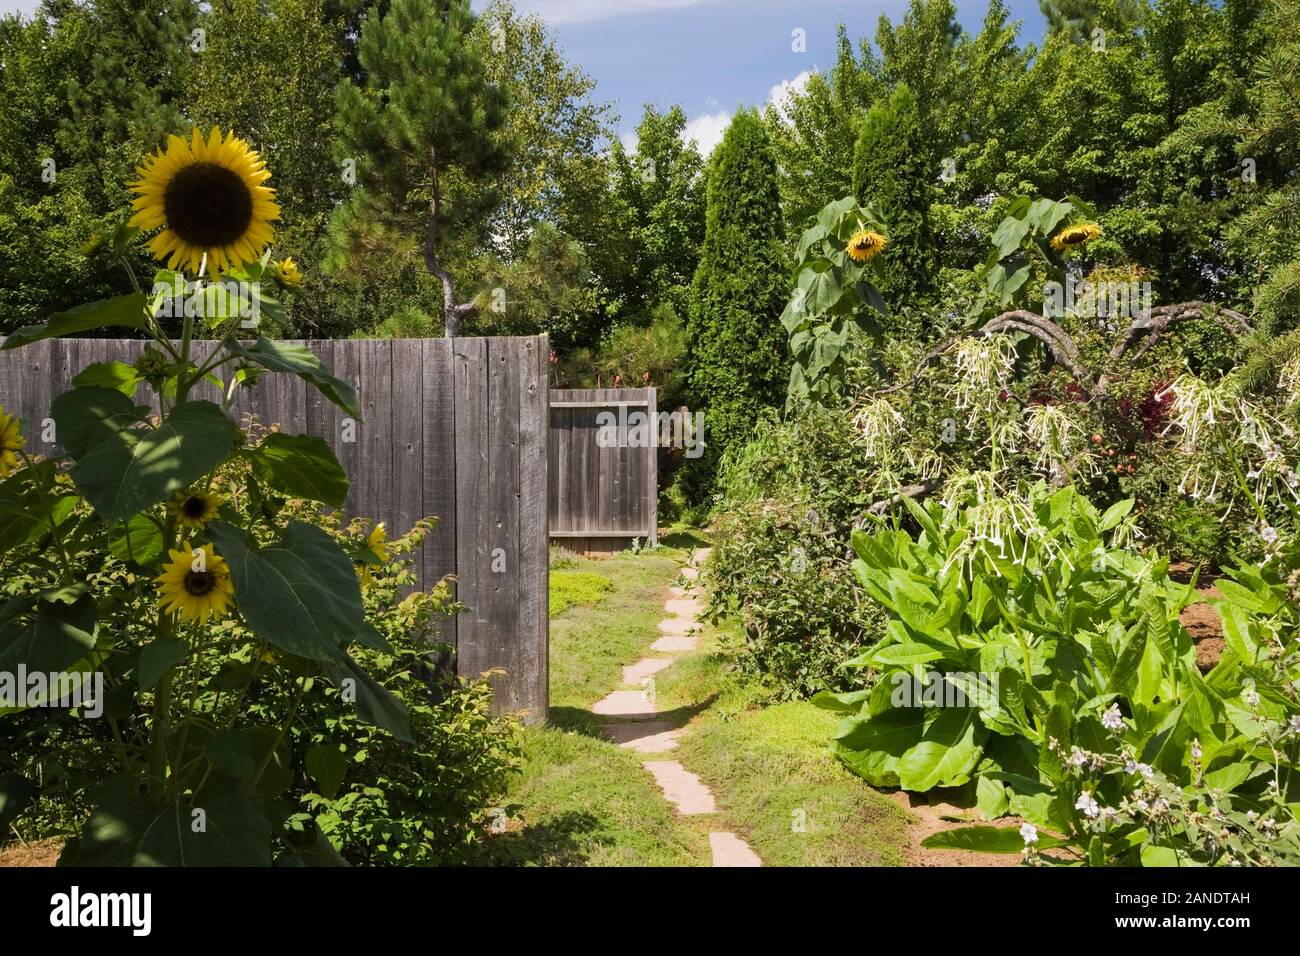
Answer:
[486, 0, 1049, 152]
[1, 0, 1049, 153]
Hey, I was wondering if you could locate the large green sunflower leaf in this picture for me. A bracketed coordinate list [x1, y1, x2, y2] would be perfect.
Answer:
[221, 337, 360, 419]
[1, 294, 148, 350]
[64, 400, 238, 521]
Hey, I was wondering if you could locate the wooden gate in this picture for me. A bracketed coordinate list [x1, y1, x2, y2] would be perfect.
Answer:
[548, 388, 658, 554]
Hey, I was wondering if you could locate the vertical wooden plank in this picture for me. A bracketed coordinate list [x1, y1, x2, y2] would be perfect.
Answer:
[454, 337, 490, 681]
[647, 386, 658, 545]
[390, 339, 425, 571]
[353, 339, 392, 530]
[516, 335, 548, 721]
[485, 337, 520, 710]
[330, 341, 364, 519]
[422, 338, 457, 647]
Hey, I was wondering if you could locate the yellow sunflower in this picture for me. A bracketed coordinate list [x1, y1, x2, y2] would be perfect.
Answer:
[156, 543, 235, 624]
[1049, 221, 1102, 252]
[0, 407, 22, 479]
[165, 489, 224, 530]
[846, 229, 887, 262]
[129, 127, 280, 278]
[358, 523, 389, 589]
[273, 257, 302, 289]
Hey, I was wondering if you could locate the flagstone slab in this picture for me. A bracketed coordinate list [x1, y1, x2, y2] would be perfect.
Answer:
[604, 721, 681, 753]
[644, 760, 716, 814]
[650, 633, 697, 652]
[709, 832, 762, 867]
[657, 616, 694, 636]
[623, 657, 675, 685]
[680, 567, 700, 581]
[592, 689, 657, 717]
[664, 598, 705, 618]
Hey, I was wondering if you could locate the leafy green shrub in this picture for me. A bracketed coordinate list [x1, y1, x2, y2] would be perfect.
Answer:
[820, 485, 1299, 866]
[707, 407, 884, 697]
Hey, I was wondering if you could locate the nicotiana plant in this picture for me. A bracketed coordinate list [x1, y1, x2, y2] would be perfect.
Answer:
[817, 484, 1300, 865]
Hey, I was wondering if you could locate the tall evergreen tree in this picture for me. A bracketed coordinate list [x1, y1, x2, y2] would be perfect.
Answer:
[602, 105, 707, 324]
[852, 83, 937, 308]
[686, 109, 787, 480]
[331, 0, 508, 336]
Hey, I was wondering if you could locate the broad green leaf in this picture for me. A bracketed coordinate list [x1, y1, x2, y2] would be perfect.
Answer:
[320, 653, 411, 742]
[898, 708, 987, 791]
[249, 433, 349, 508]
[72, 361, 142, 397]
[921, 824, 1067, 853]
[137, 637, 189, 691]
[108, 513, 165, 565]
[208, 521, 364, 662]
[871, 643, 945, 667]
[51, 386, 148, 459]
[66, 400, 238, 521]
[71, 776, 270, 866]
[0, 590, 97, 675]
[1, 293, 147, 349]
[1098, 498, 1135, 533]
[976, 775, 1010, 820]
[305, 743, 347, 798]
[830, 708, 925, 787]
[206, 729, 257, 779]
[222, 337, 360, 419]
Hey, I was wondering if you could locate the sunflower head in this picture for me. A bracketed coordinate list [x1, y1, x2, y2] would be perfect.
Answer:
[1049, 221, 1102, 252]
[273, 257, 302, 289]
[129, 127, 280, 278]
[846, 229, 887, 262]
[166, 489, 224, 530]
[0, 407, 23, 479]
[156, 543, 235, 624]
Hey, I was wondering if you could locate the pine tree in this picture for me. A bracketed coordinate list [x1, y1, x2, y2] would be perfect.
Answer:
[686, 109, 787, 483]
[331, 0, 508, 336]
[852, 83, 936, 307]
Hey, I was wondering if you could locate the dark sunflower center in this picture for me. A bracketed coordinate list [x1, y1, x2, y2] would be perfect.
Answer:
[1063, 228, 1089, 244]
[183, 570, 216, 597]
[163, 162, 253, 248]
[182, 496, 209, 519]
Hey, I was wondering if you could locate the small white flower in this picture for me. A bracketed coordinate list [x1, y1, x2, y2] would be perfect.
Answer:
[1191, 738, 1203, 760]
[1068, 746, 1089, 768]
[1075, 791, 1101, 819]
[1134, 799, 1150, 813]
[1020, 823, 1039, 845]
[1245, 687, 1260, 708]
[1289, 715, 1300, 735]
[1261, 526, 1279, 544]
[1101, 703, 1125, 732]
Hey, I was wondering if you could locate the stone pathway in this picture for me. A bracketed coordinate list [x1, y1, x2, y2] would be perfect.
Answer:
[592, 546, 763, 867]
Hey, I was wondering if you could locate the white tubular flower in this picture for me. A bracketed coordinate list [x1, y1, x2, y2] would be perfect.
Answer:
[1075, 791, 1101, 819]
[1101, 703, 1125, 732]
[950, 336, 1017, 411]
[854, 398, 905, 463]
[1020, 823, 1039, 845]
[1024, 401, 1084, 474]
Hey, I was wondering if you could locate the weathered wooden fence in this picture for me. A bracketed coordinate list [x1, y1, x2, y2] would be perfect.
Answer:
[549, 388, 658, 554]
[0, 336, 550, 722]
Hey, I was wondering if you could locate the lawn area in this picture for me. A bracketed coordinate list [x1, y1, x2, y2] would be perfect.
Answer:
[485, 528, 913, 867]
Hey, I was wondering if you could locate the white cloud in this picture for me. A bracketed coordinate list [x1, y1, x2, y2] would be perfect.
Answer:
[767, 70, 814, 121]
[506, 0, 726, 25]
[682, 112, 731, 158]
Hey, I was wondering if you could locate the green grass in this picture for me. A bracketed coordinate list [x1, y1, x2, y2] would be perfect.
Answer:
[492, 529, 911, 867]
[549, 569, 613, 616]
[656, 620, 913, 866]
[548, 546, 692, 715]
[480, 725, 706, 866]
